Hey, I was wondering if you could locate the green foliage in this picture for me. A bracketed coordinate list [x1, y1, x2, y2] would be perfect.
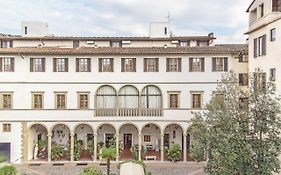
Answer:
[130, 145, 146, 160]
[37, 140, 47, 151]
[51, 144, 64, 161]
[100, 147, 116, 160]
[166, 143, 181, 162]
[78, 167, 103, 175]
[0, 165, 17, 175]
[0, 154, 6, 163]
[74, 140, 83, 161]
[87, 140, 95, 156]
[191, 70, 281, 175]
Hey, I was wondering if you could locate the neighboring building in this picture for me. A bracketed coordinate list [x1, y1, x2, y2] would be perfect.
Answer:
[0, 22, 247, 163]
[246, 0, 281, 95]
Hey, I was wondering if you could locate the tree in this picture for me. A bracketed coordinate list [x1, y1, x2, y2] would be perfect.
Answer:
[100, 147, 116, 175]
[190, 70, 281, 175]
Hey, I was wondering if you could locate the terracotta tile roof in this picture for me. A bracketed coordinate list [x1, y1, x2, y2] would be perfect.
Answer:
[0, 45, 247, 56]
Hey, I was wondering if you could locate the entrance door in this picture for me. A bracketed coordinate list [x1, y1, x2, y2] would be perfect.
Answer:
[164, 134, 170, 149]
[105, 134, 114, 148]
[123, 134, 132, 149]
[0, 143, 10, 163]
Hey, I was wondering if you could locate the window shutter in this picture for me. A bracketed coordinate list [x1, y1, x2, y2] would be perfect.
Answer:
[9, 41, 13, 48]
[166, 58, 169, 72]
[110, 58, 114, 72]
[53, 58, 57, 72]
[201, 58, 205, 72]
[87, 58, 91, 72]
[99, 58, 102, 72]
[189, 58, 193, 72]
[121, 58, 125, 72]
[76, 58, 79, 72]
[30, 58, 34, 72]
[65, 58, 68, 72]
[11, 58, 14, 72]
[254, 38, 257, 58]
[262, 35, 266, 55]
[239, 74, 243, 85]
[143, 58, 147, 72]
[42, 58, 45, 72]
[133, 58, 136, 72]
[212, 58, 216, 71]
[155, 58, 159, 72]
[0, 58, 2, 72]
[224, 57, 228, 72]
[178, 58, 182, 72]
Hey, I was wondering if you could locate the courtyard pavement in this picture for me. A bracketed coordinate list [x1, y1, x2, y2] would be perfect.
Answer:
[15, 162, 206, 175]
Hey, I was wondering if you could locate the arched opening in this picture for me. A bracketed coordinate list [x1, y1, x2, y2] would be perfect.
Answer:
[28, 124, 48, 161]
[97, 124, 117, 160]
[141, 124, 161, 161]
[118, 85, 139, 116]
[119, 124, 139, 160]
[51, 124, 71, 161]
[74, 124, 94, 161]
[164, 124, 184, 161]
[95, 85, 117, 116]
[140, 85, 162, 116]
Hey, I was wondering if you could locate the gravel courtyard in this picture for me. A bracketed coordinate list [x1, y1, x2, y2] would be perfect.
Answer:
[16, 162, 206, 175]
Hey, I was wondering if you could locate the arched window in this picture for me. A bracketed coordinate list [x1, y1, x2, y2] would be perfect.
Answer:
[118, 85, 139, 108]
[140, 85, 162, 109]
[96, 85, 117, 109]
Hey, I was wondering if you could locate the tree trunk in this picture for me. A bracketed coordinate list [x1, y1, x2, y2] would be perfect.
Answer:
[107, 158, 110, 175]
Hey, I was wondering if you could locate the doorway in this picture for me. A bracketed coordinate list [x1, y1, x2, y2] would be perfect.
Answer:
[123, 134, 132, 149]
[164, 134, 170, 149]
[0, 143, 10, 163]
[105, 134, 114, 148]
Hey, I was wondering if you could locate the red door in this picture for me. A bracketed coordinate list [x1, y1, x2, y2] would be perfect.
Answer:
[123, 134, 132, 149]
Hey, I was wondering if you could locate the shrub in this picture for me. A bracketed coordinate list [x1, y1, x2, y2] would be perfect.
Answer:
[0, 154, 6, 163]
[51, 144, 64, 161]
[37, 140, 47, 151]
[130, 145, 146, 160]
[78, 167, 103, 175]
[166, 143, 181, 162]
[0, 165, 17, 175]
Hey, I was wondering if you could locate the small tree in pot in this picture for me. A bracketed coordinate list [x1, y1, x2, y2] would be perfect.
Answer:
[100, 147, 116, 175]
[166, 143, 181, 162]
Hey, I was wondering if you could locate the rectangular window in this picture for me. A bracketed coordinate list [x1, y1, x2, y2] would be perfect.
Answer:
[254, 72, 266, 93]
[0, 93, 12, 109]
[2, 123, 11, 132]
[99, 58, 114, 72]
[272, 0, 281, 11]
[144, 58, 159, 72]
[197, 41, 208, 47]
[258, 35, 266, 56]
[53, 58, 68, 72]
[55, 93, 67, 109]
[254, 38, 258, 58]
[32, 93, 44, 109]
[189, 58, 205, 72]
[260, 4, 264, 17]
[270, 68, 276, 81]
[0, 40, 13, 48]
[271, 28, 276, 41]
[0, 57, 14, 72]
[212, 57, 228, 72]
[166, 58, 181, 72]
[239, 73, 249, 86]
[78, 93, 89, 109]
[30, 58, 45, 72]
[110, 41, 121, 47]
[144, 135, 151, 142]
[239, 54, 248, 63]
[76, 58, 91, 72]
[180, 41, 190, 47]
[169, 93, 180, 108]
[121, 58, 136, 72]
[73, 40, 80, 48]
[191, 93, 202, 109]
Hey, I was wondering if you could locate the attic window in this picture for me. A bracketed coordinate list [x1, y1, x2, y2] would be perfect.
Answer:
[164, 27, 167, 35]
[24, 26, 27, 35]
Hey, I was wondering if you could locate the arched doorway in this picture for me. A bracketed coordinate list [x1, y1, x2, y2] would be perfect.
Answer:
[141, 124, 161, 161]
[119, 124, 139, 160]
[51, 124, 71, 161]
[74, 124, 94, 161]
[164, 124, 184, 161]
[97, 124, 117, 160]
[28, 124, 48, 161]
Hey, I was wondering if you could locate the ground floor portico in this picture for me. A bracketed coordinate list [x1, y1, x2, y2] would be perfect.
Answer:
[22, 121, 193, 163]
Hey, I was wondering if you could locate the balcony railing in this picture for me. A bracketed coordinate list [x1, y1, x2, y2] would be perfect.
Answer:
[95, 108, 163, 117]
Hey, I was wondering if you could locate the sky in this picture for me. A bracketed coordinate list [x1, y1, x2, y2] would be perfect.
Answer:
[0, 0, 252, 44]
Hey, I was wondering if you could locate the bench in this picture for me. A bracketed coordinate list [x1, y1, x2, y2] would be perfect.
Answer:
[145, 156, 157, 161]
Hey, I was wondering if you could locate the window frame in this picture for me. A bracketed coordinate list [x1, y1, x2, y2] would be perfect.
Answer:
[55, 92, 67, 109]
[212, 57, 228, 72]
[0, 57, 14, 72]
[99, 58, 114, 72]
[32, 92, 44, 109]
[191, 92, 203, 109]
[166, 58, 181, 72]
[271, 28, 276, 41]
[168, 91, 180, 109]
[54, 58, 68, 72]
[0, 92, 13, 109]
[2, 123, 11, 132]
[144, 58, 159, 72]
[77, 92, 90, 109]
[121, 58, 136, 72]
[270, 68, 276, 81]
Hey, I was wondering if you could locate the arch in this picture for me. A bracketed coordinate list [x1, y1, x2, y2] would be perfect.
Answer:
[29, 123, 48, 132]
[118, 85, 139, 109]
[50, 123, 72, 135]
[96, 123, 117, 133]
[73, 123, 94, 133]
[118, 123, 140, 134]
[95, 85, 117, 109]
[97, 123, 117, 150]
[163, 123, 184, 133]
[140, 85, 162, 109]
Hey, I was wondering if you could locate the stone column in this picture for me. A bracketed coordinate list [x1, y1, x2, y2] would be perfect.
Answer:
[70, 134, 74, 162]
[22, 122, 28, 163]
[138, 134, 142, 161]
[161, 133, 164, 161]
[183, 133, 187, 162]
[47, 132, 52, 162]
[116, 134, 120, 162]
[94, 133, 98, 162]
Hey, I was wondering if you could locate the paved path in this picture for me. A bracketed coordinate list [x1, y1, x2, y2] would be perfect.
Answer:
[16, 162, 206, 175]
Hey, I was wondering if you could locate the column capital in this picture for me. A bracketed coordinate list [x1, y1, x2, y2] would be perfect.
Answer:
[138, 134, 142, 137]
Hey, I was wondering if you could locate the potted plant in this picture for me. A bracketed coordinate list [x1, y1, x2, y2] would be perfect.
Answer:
[87, 140, 95, 160]
[166, 143, 181, 162]
[51, 144, 64, 161]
